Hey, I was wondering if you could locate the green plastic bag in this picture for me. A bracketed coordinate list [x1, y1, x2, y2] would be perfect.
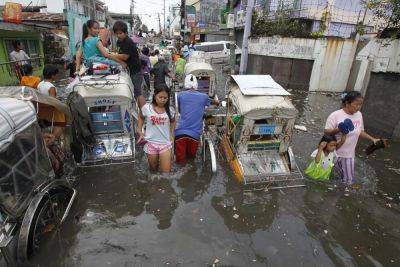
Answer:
[305, 161, 333, 181]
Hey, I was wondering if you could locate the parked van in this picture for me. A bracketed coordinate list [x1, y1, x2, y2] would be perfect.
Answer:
[194, 41, 241, 63]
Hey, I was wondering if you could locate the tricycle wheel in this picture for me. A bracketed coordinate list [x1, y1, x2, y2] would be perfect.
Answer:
[17, 188, 72, 262]
[202, 137, 217, 173]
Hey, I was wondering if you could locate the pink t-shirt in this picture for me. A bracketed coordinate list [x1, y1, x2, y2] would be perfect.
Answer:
[325, 109, 364, 158]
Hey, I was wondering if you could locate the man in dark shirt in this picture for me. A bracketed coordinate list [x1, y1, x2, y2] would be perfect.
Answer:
[112, 20, 145, 107]
[150, 56, 174, 90]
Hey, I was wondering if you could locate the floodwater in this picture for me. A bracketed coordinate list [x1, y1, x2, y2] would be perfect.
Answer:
[31, 64, 400, 266]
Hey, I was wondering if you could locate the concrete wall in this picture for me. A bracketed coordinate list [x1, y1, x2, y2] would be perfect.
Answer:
[205, 30, 230, 42]
[362, 73, 400, 140]
[349, 39, 400, 140]
[247, 54, 313, 91]
[248, 36, 358, 92]
[350, 39, 400, 94]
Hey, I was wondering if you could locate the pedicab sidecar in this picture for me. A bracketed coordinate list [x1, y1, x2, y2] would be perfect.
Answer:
[220, 75, 304, 189]
[71, 70, 138, 166]
[0, 96, 75, 266]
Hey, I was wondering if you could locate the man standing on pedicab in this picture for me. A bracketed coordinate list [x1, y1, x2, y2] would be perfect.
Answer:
[174, 74, 219, 165]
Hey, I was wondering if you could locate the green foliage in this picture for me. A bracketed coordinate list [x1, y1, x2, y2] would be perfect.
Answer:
[355, 21, 366, 35]
[364, 0, 400, 38]
[251, 9, 313, 38]
[142, 24, 149, 33]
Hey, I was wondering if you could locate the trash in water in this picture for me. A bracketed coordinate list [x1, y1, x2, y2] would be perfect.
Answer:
[233, 214, 239, 219]
[294, 125, 307, 131]
[324, 230, 328, 234]
[213, 258, 220, 267]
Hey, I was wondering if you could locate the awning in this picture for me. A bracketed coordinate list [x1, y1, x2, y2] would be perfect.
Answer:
[229, 85, 298, 119]
[231, 75, 291, 96]
[0, 86, 71, 121]
[0, 97, 36, 150]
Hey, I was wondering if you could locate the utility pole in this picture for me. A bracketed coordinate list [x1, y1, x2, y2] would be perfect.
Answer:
[130, 0, 135, 34]
[158, 13, 162, 35]
[163, 0, 166, 39]
[229, 0, 236, 74]
[239, 0, 255, 75]
[180, 0, 185, 40]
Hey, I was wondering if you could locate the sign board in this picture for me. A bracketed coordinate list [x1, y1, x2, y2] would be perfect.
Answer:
[235, 10, 245, 27]
[3, 2, 22, 24]
[227, 13, 235, 29]
[186, 5, 197, 28]
[187, 13, 196, 28]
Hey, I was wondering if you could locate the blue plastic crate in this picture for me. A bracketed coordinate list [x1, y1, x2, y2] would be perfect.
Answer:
[90, 112, 121, 122]
[92, 121, 123, 134]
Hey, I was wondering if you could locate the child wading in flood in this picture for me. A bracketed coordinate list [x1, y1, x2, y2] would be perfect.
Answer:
[305, 135, 346, 181]
[137, 85, 175, 173]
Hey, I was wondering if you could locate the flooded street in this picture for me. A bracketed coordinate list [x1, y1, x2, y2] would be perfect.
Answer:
[32, 64, 400, 267]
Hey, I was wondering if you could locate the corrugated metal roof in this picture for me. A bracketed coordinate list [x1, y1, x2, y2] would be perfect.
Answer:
[22, 12, 64, 23]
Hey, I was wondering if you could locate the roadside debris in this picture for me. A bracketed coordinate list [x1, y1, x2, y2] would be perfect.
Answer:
[294, 125, 307, 131]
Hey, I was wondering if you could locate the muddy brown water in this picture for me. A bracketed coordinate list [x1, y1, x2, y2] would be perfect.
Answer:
[30, 64, 400, 266]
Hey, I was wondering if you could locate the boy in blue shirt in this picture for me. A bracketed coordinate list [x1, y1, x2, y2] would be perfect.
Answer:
[174, 74, 218, 164]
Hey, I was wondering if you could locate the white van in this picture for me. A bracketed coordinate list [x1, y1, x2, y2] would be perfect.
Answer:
[194, 41, 241, 63]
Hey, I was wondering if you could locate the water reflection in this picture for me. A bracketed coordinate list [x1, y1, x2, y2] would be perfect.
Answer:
[145, 177, 178, 230]
[177, 166, 213, 203]
[212, 179, 278, 234]
[302, 185, 400, 266]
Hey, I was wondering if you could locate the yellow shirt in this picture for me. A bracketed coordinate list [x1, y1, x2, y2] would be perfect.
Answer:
[20, 76, 41, 89]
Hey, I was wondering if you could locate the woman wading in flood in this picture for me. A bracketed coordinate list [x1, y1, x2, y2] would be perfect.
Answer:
[324, 91, 381, 186]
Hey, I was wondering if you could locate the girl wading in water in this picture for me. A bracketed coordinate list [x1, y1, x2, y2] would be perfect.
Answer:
[324, 91, 381, 185]
[137, 85, 176, 173]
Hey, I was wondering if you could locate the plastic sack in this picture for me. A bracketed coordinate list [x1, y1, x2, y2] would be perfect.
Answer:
[305, 161, 333, 181]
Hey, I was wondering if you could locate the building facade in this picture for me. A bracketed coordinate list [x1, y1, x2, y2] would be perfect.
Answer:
[230, 0, 377, 39]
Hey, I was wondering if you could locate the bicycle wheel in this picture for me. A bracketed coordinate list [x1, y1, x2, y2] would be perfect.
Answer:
[202, 137, 217, 173]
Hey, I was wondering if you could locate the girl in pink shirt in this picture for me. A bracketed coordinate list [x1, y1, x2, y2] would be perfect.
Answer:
[324, 91, 380, 185]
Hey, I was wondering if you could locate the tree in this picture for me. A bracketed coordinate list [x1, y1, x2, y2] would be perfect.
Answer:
[142, 24, 149, 33]
[134, 15, 142, 33]
[365, 0, 400, 37]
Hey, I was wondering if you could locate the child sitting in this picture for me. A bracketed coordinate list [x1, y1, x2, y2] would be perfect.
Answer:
[20, 64, 40, 88]
[76, 20, 125, 71]
[305, 135, 346, 181]
[37, 65, 65, 139]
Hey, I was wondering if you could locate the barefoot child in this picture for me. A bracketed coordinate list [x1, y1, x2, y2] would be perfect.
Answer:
[305, 135, 346, 181]
[137, 85, 175, 173]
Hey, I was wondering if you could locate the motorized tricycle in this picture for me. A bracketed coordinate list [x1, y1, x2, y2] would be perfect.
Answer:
[0, 90, 76, 265]
[71, 70, 138, 166]
[219, 75, 304, 189]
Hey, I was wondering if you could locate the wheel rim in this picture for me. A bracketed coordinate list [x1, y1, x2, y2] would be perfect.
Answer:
[29, 192, 67, 256]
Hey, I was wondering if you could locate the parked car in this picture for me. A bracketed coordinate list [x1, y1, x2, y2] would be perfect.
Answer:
[194, 41, 241, 64]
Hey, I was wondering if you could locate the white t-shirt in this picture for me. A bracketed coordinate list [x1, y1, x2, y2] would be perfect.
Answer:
[141, 103, 175, 145]
[325, 109, 364, 158]
[9, 50, 29, 65]
[37, 81, 56, 96]
[311, 149, 337, 170]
